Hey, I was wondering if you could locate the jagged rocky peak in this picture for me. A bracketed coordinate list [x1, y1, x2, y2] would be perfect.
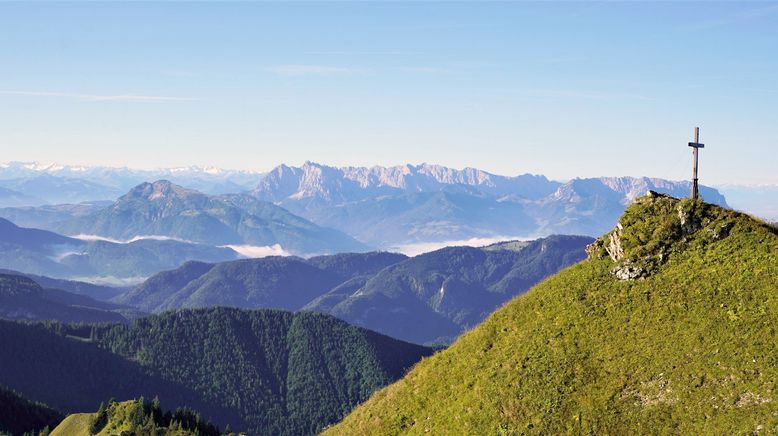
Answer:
[587, 190, 740, 281]
[253, 162, 560, 202]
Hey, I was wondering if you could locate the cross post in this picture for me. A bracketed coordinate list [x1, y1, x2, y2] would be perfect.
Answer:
[688, 127, 705, 200]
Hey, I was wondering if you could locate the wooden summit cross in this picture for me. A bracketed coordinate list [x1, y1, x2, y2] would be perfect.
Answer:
[688, 127, 705, 200]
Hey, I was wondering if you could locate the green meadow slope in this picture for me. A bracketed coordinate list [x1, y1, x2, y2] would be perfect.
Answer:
[51, 398, 222, 436]
[326, 193, 778, 435]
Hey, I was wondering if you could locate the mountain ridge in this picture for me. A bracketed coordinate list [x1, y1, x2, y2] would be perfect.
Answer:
[56, 180, 367, 255]
[250, 162, 728, 247]
[116, 237, 591, 344]
[0, 273, 130, 323]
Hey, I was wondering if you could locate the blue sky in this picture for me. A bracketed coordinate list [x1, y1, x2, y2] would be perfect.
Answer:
[1, 2, 776, 184]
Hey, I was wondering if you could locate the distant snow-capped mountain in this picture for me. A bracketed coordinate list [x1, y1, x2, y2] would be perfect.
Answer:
[249, 162, 729, 246]
[253, 161, 560, 203]
[0, 160, 737, 249]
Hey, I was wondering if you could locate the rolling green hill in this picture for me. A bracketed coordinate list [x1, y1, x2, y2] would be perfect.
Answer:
[51, 398, 222, 436]
[0, 385, 62, 436]
[326, 192, 778, 434]
[0, 308, 432, 435]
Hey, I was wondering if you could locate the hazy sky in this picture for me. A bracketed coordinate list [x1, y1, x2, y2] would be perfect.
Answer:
[1, 2, 776, 184]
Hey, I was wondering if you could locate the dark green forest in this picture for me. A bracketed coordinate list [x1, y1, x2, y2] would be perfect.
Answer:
[0, 308, 432, 435]
[0, 385, 61, 436]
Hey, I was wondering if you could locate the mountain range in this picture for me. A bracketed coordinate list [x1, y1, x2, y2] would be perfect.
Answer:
[0, 270, 126, 301]
[114, 236, 591, 344]
[1, 161, 737, 253]
[0, 308, 433, 435]
[326, 192, 778, 434]
[2, 185, 773, 434]
[54, 180, 367, 255]
[717, 184, 778, 222]
[251, 162, 728, 246]
[115, 252, 406, 314]
[0, 161, 263, 202]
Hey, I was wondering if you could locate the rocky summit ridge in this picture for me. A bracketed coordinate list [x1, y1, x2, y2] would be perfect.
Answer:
[587, 191, 744, 280]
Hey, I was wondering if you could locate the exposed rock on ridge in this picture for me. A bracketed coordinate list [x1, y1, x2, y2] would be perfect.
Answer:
[587, 191, 743, 281]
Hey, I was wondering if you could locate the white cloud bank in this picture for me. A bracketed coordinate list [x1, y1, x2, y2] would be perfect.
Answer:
[389, 236, 533, 257]
[224, 244, 291, 258]
[71, 234, 196, 244]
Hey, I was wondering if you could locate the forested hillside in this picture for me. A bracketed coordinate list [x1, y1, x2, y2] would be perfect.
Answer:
[0, 385, 62, 436]
[0, 308, 432, 435]
[115, 252, 406, 313]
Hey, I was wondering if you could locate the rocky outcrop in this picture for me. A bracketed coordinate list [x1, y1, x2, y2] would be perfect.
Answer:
[588, 191, 739, 281]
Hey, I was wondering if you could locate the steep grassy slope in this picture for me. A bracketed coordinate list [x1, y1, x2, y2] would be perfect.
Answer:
[326, 193, 778, 434]
[49, 414, 93, 436]
[0, 385, 63, 435]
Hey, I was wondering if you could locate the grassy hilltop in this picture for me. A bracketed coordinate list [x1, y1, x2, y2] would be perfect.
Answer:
[51, 398, 223, 436]
[326, 193, 778, 434]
